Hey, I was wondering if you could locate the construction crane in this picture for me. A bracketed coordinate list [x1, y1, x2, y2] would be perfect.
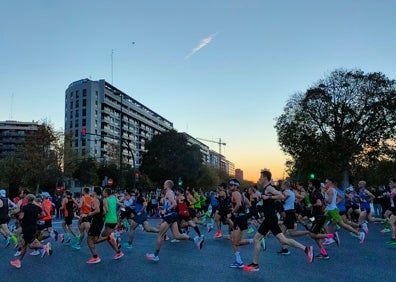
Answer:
[196, 137, 226, 155]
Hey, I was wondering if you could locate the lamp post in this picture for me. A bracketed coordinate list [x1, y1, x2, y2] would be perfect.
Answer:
[119, 92, 123, 189]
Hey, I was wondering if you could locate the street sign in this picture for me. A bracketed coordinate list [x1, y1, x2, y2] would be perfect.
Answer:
[107, 178, 114, 186]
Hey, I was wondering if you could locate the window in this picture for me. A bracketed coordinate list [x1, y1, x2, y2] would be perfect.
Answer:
[83, 99, 86, 107]
[83, 89, 87, 97]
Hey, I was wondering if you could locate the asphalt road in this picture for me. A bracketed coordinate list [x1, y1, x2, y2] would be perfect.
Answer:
[1, 218, 394, 282]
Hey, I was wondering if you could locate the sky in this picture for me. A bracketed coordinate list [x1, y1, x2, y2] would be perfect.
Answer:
[1, 1, 396, 182]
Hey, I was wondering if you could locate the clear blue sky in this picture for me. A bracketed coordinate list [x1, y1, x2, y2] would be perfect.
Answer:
[1, 1, 396, 181]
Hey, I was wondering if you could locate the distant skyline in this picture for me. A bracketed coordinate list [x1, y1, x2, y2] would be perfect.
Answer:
[1, 1, 396, 182]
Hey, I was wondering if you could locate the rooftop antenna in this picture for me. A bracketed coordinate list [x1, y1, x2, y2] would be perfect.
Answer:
[111, 49, 114, 84]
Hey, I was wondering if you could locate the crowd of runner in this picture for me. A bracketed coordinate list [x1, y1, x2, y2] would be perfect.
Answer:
[1, 170, 395, 272]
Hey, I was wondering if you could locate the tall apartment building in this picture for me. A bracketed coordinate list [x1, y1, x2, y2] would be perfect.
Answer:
[0, 120, 39, 159]
[65, 79, 173, 168]
[235, 168, 243, 180]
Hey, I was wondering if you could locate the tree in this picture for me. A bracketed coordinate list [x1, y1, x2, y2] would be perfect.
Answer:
[275, 69, 396, 187]
[14, 122, 61, 194]
[72, 158, 99, 187]
[140, 130, 202, 187]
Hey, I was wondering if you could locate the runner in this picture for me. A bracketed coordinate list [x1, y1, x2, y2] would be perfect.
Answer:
[146, 180, 204, 262]
[227, 179, 252, 268]
[10, 194, 52, 269]
[123, 188, 159, 249]
[72, 187, 93, 249]
[243, 170, 313, 272]
[0, 189, 18, 247]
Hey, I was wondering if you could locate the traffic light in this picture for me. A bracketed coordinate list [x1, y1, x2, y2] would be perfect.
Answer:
[309, 173, 315, 179]
[135, 172, 140, 182]
[81, 128, 87, 140]
[178, 177, 183, 187]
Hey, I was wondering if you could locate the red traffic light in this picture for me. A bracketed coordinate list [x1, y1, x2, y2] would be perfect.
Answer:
[135, 172, 140, 177]
[81, 128, 87, 135]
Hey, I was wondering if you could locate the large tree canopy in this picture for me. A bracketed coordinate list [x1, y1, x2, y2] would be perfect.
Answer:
[140, 130, 202, 187]
[275, 69, 396, 186]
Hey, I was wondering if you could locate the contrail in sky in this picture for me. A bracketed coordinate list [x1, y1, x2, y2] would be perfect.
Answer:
[185, 32, 218, 59]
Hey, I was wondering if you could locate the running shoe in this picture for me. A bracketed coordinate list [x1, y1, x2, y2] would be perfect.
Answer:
[243, 263, 260, 272]
[10, 259, 21, 268]
[380, 228, 391, 233]
[145, 253, 159, 262]
[65, 235, 72, 244]
[334, 232, 340, 247]
[42, 242, 52, 257]
[30, 250, 41, 256]
[86, 257, 101, 264]
[386, 238, 396, 245]
[229, 261, 244, 268]
[171, 239, 180, 243]
[277, 248, 291, 255]
[71, 243, 81, 250]
[59, 234, 64, 243]
[123, 242, 133, 248]
[196, 237, 204, 250]
[315, 254, 330, 260]
[358, 232, 365, 244]
[113, 251, 124, 260]
[260, 237, 266, 251]
[206, 223, 213, 233]
[214, 231, 222, 238]
[322, 238, 336, 246]
[305, 246, 314, 263]
[362, 222, 369, 234]
[247, 227, 255, 234]
[14, 250, 21, 257]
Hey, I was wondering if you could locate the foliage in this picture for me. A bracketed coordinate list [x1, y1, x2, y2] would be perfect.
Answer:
[275, 69, 396, 186]
[140, 130, 203, 187]
[72, 158, 99, 186]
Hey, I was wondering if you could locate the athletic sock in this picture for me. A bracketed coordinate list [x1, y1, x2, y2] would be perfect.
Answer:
[235, 252, 242, 264]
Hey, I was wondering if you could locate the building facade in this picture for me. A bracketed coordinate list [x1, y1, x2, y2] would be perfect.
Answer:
[0, 120, 39, 159]
[65, 79, 173, 168]
[235, 168, 243, 180]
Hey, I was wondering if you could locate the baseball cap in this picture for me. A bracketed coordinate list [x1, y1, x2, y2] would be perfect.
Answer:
[0, 189, 6, 197]
[41, 192, 50, 198]
[346, 186, 354, 192]
[228, 179, 240, 187]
